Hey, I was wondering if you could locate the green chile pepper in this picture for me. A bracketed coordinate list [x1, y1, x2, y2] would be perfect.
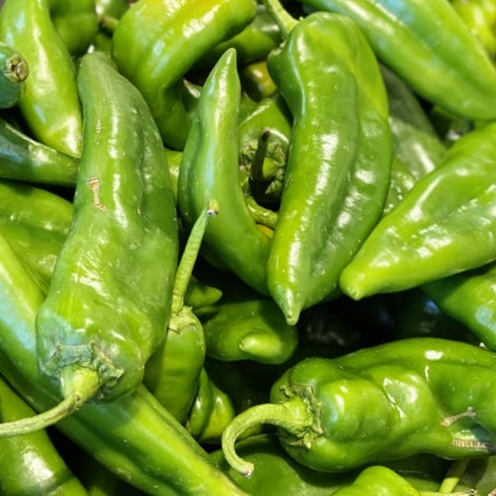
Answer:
[111, 0, 258, 150]
[0, 179, 72, 289]
[186, 367, 237, 445]
[331, 465, 470, 496]
[264, 0, 392, 325]
[239, 59, 278, 101]
[0, 117, 79, 186]
[0, 374, 89, 496]
[0, 42, 29, 109]
[382, 157, 417, 217]
[296, 0, 496, 122]
[223, 337, 496, 476]
[340, 120, 496, 300]
[0, 0, 95, 157]
[194, 3, 282, 71]
[0, 232, 249, 495]
[178, 48, 271, 296]
[198, 296, 298, 364]
[423, 261, 496, 351]
[144, 203, 217, 423]
[0, 51, 180, 437]
[381, 65, 448, 181]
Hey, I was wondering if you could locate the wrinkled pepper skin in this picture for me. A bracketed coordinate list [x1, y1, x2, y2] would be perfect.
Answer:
[0, 179, 72, 289]
[0, 0, 97, 157]
[0, 42, 29, 109]
[36, 51, 179, 404]
[0, 374, 89, 496]
[340, 120, 496, 300]
[0, 117, 79, 186]
[0, 232, 249, 495]
[111, 0, 257, 150]
[178, 48, 271, 295]
[265, 1, 391, 324]
[222, 337, 496, 475]
[296, 0, 496, 122]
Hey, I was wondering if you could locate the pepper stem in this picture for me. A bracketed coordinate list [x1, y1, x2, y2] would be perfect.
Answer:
[0, 367, 100, 437]
[262, 0, 298, 39]
[171, 200, 219, 315]
[221, 395, 315, 477]
[5, 53, 29, 83]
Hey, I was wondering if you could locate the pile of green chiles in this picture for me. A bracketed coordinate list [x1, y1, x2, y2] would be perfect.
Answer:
[1, 0, 496, 494]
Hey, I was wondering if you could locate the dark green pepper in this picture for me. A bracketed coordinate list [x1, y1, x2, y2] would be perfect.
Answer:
[0, 51, 179, 437]
[0, 373, 89, 496]
[296, 0, 496, 122]
[239, 59, 278, 101]
[264, 0, 392, 324]
[223, 337, 496, 475]
[340, 120, 496, 300]
[186, 367, 237, 445]
[111, 0, 258, 150]
[0, 42, 29, 109]
[178, 48, 271, 296]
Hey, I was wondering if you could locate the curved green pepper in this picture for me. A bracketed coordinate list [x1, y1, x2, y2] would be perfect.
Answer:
[240, 59, 278, 101]
[111, 0, 258, 150]
[0, 374, 89, 496]
[0, 117, 79, 186]
[0, 231, 249, 495]
[0, 42, 29, 109]
[223, 337, 496, 475]
[199, 295, 298, 364]
[340, 120, 496, 300]
[264, 0, 392, 324]
[0, 0, 96, 157]
[178, 48, 271, 295]
[144, 203, 216, 423]
[296, 0, 496, 122]
[6, 50, 180, 435]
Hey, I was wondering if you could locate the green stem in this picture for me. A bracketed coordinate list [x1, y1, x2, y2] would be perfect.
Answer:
[250, 129, 271, 182]
[0, 367, 100, 437]
[221, 395, 315, 477]
[438, 460, 471, 493]
[4, 52, 29, 83]
[246, 196, 278, 228]
[262, 0, 298, 38]
[171, 200, 218, 315]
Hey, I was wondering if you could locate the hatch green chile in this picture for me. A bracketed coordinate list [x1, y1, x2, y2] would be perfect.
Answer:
[222, 337, 496, 475]
[263, 0, 391, 325]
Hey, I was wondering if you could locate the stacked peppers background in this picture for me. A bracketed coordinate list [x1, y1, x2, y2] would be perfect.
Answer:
[0, 0, 496, 494]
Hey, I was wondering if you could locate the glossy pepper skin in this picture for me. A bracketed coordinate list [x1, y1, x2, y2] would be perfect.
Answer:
[381, 65, 448, 181]
[0, 233, 249, 496]
[0, 117, 79, 186]
[199, 295, 298, 364]
[0, 42, 29, 109]
[178, 48, 271, 296]
[0, 374, 89, 496]
[424, 261, 496, 351]
[296, 0, 496, 122]
[0, 179, 72, 289]
[222, 337, 496, 475]
[264, 0, 392, 324]
[111, 0, 258, 150]
[340, 120, 496, 300]
[0, 0, 97, 157]
[35, 51, 179, 408]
